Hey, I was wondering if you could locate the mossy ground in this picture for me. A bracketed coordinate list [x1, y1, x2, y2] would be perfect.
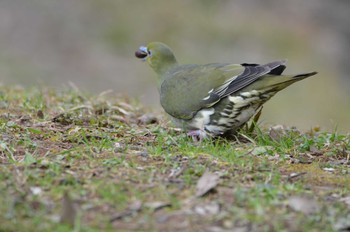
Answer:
[0, 86, 349, 231]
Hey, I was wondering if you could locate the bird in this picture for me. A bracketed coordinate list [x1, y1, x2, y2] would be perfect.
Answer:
[135, 42, 317, 140]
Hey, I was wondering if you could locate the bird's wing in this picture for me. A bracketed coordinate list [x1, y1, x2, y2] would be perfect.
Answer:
[212, 60, 286, 99]
[160, 61, 286, 119]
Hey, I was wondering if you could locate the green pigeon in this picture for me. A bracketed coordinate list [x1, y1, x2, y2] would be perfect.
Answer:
[135, 42, 317, 139]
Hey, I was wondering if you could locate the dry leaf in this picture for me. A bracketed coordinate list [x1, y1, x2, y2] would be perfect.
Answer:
[339, 196, 350, 205]
[37, 110, 44, 119]
[138, 113, 158, 124]
[60, 191, 77, 226]
[30, 186, 42, 196]
[309, 145, 322, 155]
[334, 217, 350, 231]
[193, 202, 220, 216]
[288, 172, 307, 180]
[250, 146, 273, 156]
[196, 171, 219, 197]
[129, 200, 142, 211]
[323, 167, 335, 172]
[110, 200, 142, 222]
[287, 196, 320, 214]
[269, 125, 285, 141]
[144, 201, 171, 211]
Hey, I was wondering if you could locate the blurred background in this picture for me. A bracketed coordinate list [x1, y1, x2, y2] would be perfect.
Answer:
[1, 0, 349, 132]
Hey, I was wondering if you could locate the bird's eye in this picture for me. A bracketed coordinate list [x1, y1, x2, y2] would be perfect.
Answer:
[147, 50, 152, 56]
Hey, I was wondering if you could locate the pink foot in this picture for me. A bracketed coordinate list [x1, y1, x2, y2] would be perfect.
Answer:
[187, 130, 208, 142]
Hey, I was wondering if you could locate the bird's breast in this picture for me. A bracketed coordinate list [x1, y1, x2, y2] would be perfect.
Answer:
[170, 108, 215, 131]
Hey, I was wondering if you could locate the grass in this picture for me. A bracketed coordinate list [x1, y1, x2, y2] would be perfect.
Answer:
[0, 85, 349, 231]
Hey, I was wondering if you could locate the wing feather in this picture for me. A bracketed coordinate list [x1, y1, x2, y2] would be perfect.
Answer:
[217, 60, 286, 98]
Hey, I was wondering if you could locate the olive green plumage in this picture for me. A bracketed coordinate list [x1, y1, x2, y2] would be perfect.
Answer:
[135, 42, 317, 138]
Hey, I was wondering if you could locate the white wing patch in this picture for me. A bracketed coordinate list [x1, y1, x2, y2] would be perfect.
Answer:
[202, 74, 240, 101]
[202, 88, 214, 100]
[202, 95, 211, 101]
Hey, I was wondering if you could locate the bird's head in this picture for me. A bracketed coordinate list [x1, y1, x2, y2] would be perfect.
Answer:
[135, 42, 177, 75]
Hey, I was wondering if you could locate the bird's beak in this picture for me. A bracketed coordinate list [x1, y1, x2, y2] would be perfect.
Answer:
[135, 46, 148, 60]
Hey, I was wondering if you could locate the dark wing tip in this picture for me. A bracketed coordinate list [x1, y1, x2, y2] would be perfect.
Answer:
[268, 65, 286, 75]
[241, 63, 259, 67]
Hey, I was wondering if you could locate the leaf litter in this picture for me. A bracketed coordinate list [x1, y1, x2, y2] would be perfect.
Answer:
[0, 87, 349, 231]
[196, 171, 220, 197]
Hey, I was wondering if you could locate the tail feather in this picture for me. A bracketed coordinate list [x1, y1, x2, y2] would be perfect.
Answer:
[267, 71, 317, 91]
[243, 70, 317, 93]
[294, 71, 318, 78]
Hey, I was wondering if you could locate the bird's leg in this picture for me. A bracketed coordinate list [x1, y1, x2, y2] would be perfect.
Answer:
[247, 106, 263, 134]
[187, 129, 208, 142]
[187, 121, 210, 142]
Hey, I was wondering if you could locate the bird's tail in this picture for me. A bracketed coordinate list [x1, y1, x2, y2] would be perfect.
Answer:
[266, 71, 317, 90]
[243, 71, 317, 96]
[293, 71, 318, 79]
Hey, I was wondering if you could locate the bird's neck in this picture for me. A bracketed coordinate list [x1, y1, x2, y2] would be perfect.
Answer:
[152, 60, 178, 91]
[152, 59, 177, 75]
